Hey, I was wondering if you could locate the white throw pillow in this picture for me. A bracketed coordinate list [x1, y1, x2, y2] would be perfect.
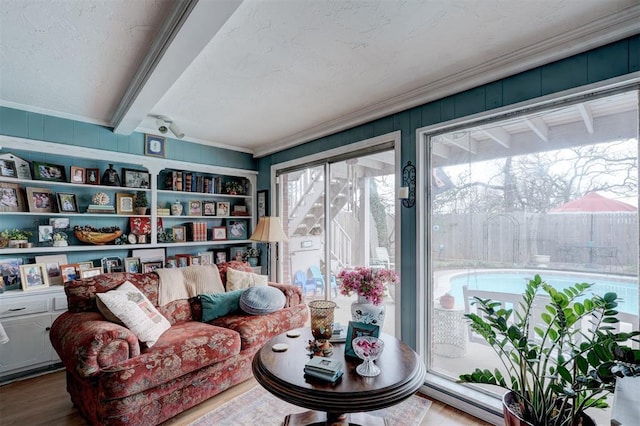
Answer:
[226, 267, 268, 292]
[96, 281, 171, 347]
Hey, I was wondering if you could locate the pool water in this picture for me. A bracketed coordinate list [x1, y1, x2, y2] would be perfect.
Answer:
[448, 270, 638, 314]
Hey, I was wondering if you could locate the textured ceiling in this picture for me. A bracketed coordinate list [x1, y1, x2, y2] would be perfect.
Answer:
[1, 0, 638, 157]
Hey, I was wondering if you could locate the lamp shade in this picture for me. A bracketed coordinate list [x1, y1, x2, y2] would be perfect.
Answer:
[249, 217, 289, 242]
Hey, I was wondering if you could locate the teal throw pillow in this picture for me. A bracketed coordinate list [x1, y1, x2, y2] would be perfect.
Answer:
[200, 290, 244, 322]
[240, 286, 286, 315]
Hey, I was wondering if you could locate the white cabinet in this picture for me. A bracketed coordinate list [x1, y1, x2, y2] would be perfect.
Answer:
[0, 286, 67, 381]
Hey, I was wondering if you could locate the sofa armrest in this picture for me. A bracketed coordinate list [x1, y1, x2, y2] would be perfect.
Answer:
[268, 282, 303, 307]
[50, 311, 141, 378]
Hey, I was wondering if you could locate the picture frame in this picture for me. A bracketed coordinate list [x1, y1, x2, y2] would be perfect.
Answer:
[122, 168, 150, 189]
[0, 182, 26, 212]
[70, 166, 86, 184]
[172, 226, 186, 242]
[216, 201, 230, 217]
[19, 263, 49, 291]
[0, 257, 24, 291]
[189, 255, 201, 266]
[26, 187, 55, 213]
[35, 255, 68, 286]
[227, 220, 248, 240]
[77, 261, 94, 270]
[0, 159, 17, 178]
[229, 246, 246, 262]
[344, 321, 380, 359]
[131, 248, 165, 263]
[101, 256, 122, 273]
[32, 161, 67, 182]
[38, 225, 53, 242]
[144, 134, 166, 158]
[175, 254, 190, 268]
[212, 226, 227, 240]
[202, 200, 216, 216]
[60, 263, 80, 283]
[116, 193, 135, 214]
[0, 153, 31, 179]
[57, 193, 78, 213]
[198, 252, 213, 265]
[188, 200, 202, 216]
[85, 168, 100, 185]
[165, 257, 177, 268]
[142, 261, 163, 273]
[80, 267, 103, 279]
[214, 250, 228, 264]
[49, 217, 70, 229]
[124, 257, 141, 273]
[257, 190, 268, 217]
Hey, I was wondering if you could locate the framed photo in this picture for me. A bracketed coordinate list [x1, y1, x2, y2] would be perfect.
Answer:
[172, 226, 186, 242]
[165, 257, 177, 268]
[26, 187, 55, 213]
[229, 246, 246, 262]
[198, 252, 213, 265]
[142, 261, 163, 273]
[0, 153, 31, 179]
[227, 220, 248, 240]
[0, 257, 24, 291]
[0, 182, 26, 212]
[70, 166, 86, 184]
[0, 159, 17, 178]
[188, 200, 202, 216]
[122, 168, 150, 189]
[214, 250, 228, 264]
[101, 256, 122, 273]
[202, 200, 216, 216]
[86, 168, 100, 185]
[216, 202, 230, 217]
[131, 248, 165, 263]
[344, 321, 380, 359]
[57, 193, 78, 213]
[60, 263, 79, 283]
[49, 217, 70, 229]
[124, 257, 141, 273]
[116, 193, 135, 214]
[19, 264, 49, 290]
[212, 226, 227, 240]
[32, 161, 66, 182]
[144, 134, 166, 158]
[35, 255, 68, 286]
[189, 255, 201, 266]
[175, 254, 190, 268]
[257, 190, 268, 217]
[38, 225, 53, 242]
[80, 267, 103, 279]
[77, 261, 94, 270]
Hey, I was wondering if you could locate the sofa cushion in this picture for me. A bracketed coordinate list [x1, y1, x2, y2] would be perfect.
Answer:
[226, 267, 268, 291]
[201, 290, 244, 322]
[217, 261, 254, 289]
[96, 281, 171, 347]
[239, 286, 286, 315]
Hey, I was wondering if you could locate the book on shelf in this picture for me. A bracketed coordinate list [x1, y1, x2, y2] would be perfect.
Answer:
[186, 222, 207, 242]
[304, 356, 343, 375]
[86, 204, 115, 213]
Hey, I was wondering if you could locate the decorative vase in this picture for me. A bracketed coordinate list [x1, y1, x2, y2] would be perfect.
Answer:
[171, 201, 183, 216]
[248, 257, 259, 267]
[309, 300, 336, 341]
[101, 164, 120, 186]
[351, 296, 385, 327]
[352, 336, 385, 377]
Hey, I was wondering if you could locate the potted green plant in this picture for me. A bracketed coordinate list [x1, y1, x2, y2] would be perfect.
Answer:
[244, 247, 260, 266]
[458, 274, 640, 426]
[134, 191, 148, 215]
[1, 228, 34, 248]
[225, 181, 244, 195]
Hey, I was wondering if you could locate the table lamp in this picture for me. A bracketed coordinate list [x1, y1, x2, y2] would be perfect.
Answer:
[249, 216, 288, 280]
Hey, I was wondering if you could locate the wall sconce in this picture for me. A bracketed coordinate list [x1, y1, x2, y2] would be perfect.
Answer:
[400, 161, 416, 208]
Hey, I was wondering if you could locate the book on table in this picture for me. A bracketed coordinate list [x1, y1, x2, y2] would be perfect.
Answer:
[304, 356, 344, 382]
[304, 368, 344, 382]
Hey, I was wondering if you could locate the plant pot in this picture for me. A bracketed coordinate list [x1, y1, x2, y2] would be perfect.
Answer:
[135, 207, 147, 215]
[439, 293, 455, 309]
[351, 296, 385, 327]
[248, 257, 259, 267]
[502, 391, 595, 426]
[8, 239, 27, 248]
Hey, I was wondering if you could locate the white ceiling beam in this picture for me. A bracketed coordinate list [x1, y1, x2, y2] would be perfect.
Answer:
[431, 143, 450, 159]
[441, 133, 478, 154]
[475, 126, 511, 148]
[524, 117, 549, 142]
[577, 103, 595, 134]
[112, 0, 243, 135]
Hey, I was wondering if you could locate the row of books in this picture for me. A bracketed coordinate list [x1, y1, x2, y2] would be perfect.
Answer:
[304, 356, 344, 382]
[186, 222, 207, 242]
[166, 171, 224, 193]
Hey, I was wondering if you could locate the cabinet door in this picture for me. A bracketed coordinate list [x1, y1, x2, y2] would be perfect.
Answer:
[0, 314, 52, 374]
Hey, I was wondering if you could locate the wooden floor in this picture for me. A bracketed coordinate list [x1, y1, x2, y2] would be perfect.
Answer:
[0, 370, 491, 426]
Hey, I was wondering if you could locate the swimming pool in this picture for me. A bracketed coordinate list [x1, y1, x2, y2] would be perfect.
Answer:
[447, 270, 638, 314]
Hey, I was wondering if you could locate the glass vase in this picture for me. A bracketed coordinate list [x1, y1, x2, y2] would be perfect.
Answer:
[309, 300, 336, 341]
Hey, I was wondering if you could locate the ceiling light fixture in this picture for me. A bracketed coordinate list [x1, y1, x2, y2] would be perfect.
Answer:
[153, 115, 185, 139]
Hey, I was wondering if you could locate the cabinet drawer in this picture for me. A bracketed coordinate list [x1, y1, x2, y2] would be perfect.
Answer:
[53, 296, 68, 311]
[0, 298, 48, 318]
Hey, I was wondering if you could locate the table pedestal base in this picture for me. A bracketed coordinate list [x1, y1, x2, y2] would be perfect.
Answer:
[284, 411, 388, 426]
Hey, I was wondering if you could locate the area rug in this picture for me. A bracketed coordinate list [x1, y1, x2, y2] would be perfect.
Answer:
[189, 385, 431, 426]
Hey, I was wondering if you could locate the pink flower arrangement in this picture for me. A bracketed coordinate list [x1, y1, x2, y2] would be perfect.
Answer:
[337, 266, 398, 306]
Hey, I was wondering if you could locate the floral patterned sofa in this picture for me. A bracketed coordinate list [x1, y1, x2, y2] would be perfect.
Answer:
[50, 261, 308, 425]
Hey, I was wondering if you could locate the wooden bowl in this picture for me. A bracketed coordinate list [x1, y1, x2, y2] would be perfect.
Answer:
[75, 230, 122, 245]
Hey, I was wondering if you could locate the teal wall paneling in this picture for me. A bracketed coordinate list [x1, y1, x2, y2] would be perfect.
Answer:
[257, 34, 640, 349]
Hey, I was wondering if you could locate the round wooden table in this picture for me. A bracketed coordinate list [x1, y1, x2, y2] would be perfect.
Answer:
[252, 328, 426, 426]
